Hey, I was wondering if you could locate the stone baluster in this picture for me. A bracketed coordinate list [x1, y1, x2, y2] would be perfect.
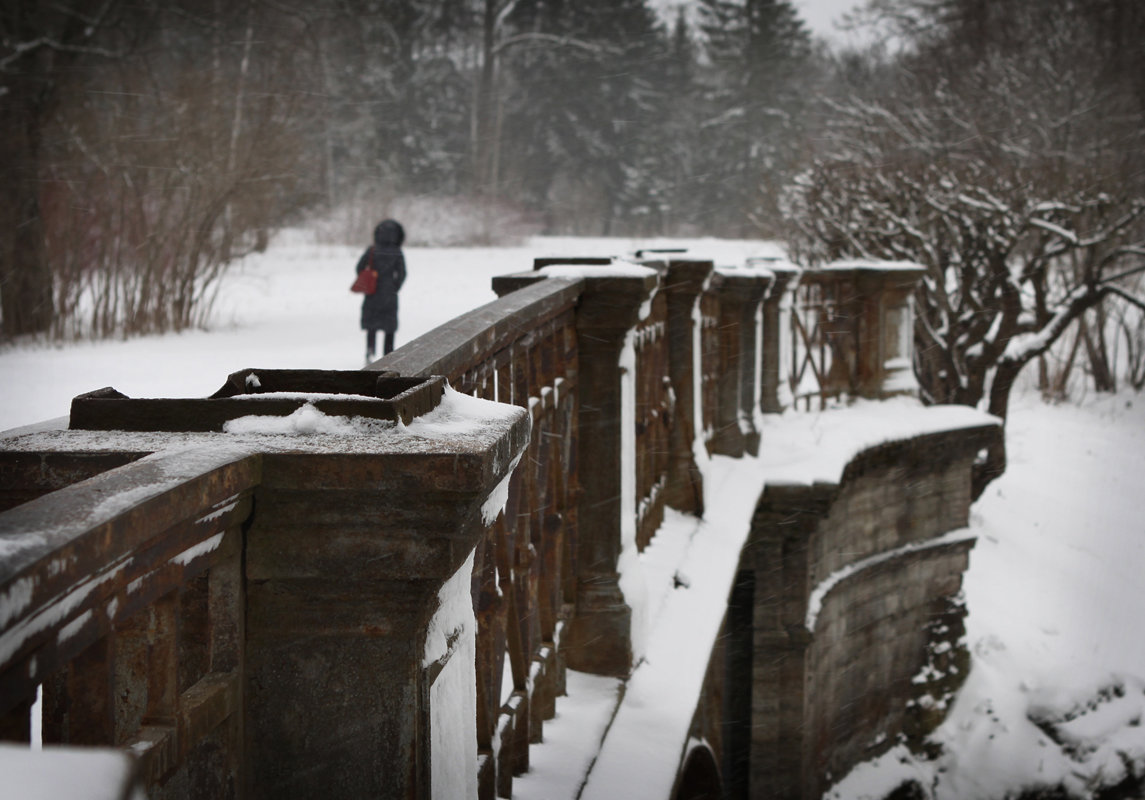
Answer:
[760, 264, 800, 414]
[494, 265, 659, 677]
[709, 270, 770, 458]
[646, 257, 712, 515]
[736, 271, 773, 456]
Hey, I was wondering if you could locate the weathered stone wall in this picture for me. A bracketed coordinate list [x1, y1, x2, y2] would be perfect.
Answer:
[805, 542, 972, 796]
[806, 433, 979, 585]
[741, 424, 999, 800]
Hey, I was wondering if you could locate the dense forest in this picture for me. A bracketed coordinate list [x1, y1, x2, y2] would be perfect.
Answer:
[2, 0, 1143, 408]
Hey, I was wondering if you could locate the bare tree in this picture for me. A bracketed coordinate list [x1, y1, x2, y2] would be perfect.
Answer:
[38, 1, 320, 338]
[785, 0, 1145, 495]
[0, 0, 149, 338]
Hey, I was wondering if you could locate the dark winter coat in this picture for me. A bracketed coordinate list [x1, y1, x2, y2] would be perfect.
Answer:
[357, 219, 406, 333]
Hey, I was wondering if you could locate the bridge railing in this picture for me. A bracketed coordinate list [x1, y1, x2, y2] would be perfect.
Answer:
[374, 277, 582, 797]
[789, 262, 925, 409]
[0, 446, 257, 793]
[0, 250, 930, 800]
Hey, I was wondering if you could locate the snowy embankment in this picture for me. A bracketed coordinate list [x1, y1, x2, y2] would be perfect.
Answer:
[828, 390, 1145, 800]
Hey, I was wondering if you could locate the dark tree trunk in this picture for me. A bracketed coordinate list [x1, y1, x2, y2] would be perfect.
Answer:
[1082, 312, 1117, 392]
[473, 0, 498, 198]
[971, 357, 1025, 500]
[0, 81, 54, 338]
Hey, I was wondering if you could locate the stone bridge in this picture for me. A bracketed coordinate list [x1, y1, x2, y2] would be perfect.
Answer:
[0, 253, 999, 799]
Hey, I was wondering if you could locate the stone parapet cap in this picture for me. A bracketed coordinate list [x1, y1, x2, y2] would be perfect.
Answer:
[710, 269, 773, 303]
[802, 260, 927, 291]
[376, 278, 583, 379]
[493, 265, 657, 298]
[636, 258, 713, 297]
[747, 256, 801, 275]
[713, 263, 775, 281]
[70, 372, 446, 432]
[0, 444, 259, 611]
[1, 388, 530, 494]
[532, 255, 614, 270]
[494, 266, 659, 337]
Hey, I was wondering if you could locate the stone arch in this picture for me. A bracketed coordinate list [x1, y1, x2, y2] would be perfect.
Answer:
[673, 741, 722, 800]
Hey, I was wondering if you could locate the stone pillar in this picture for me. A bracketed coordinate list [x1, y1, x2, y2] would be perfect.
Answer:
[760, 266, 800, 414]
[563, 272, 659, 676]
[736, 272, 772, 457]
[491, 266, 659, 676]
[656, 258, 712, 515]
[747, 482, 834, 800]
[243, 417, 528, 800]
[805, 263, 926, 401]
[709, 270, 769, 458]
[230, 387, 529, 800]
[852, 266, 926, 398]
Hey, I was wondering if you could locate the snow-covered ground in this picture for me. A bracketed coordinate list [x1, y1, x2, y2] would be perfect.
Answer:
[0, 231, 778, 432]
[1, 230, 1142, 798]
[828, 389, 1145, 800]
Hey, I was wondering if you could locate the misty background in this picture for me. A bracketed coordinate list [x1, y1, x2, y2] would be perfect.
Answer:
[2, 0, 1143, 423]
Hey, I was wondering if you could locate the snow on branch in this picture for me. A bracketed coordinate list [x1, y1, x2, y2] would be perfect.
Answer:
[1028, 217, 1078, 245]
[956, 192, 1008, 214]
[494, 0, 523, 31]
[1001, 282, 1106, 365]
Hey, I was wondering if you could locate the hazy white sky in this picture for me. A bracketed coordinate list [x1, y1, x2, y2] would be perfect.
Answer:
[793, 0, 865, 42]
[651, 0, 869, 46]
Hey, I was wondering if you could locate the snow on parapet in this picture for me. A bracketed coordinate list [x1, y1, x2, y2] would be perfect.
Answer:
[0, 577, 35, 632]
[756, 398, 998, 487]
[534, 262, 657, 279]
[616, 326, 648, 661]
[0, 560, 129, 667]
[581, 398, 997, 800]
[220, 385, 521, 440]
[804, 528, 977, 632]
[424, 550, 479, 800]
[481, 454, 521, 526]
[819, 259, 927, 271]
[223, 403, 393, 435]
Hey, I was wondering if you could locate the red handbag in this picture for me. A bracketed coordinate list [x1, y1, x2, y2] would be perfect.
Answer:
[351, 249, 378, 294]
[351, 268, 377, 294]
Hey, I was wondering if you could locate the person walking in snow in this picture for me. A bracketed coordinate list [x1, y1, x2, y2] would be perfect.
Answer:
[356, 219, 407, 362]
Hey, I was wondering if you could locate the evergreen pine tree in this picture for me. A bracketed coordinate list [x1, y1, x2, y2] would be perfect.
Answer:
[695, 0, 812, 236]
[499, 0, 672, 234]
